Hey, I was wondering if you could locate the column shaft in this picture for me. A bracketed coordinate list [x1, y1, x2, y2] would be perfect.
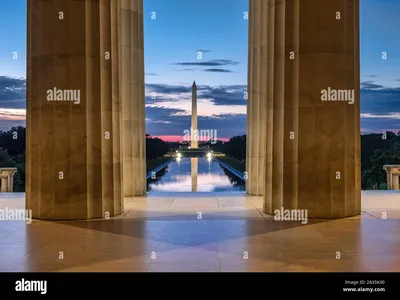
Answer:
[120, 0, 146, 197]
[111, 0, 123, 213]
[7, 175, 12, 192]
[246, 0, 265, 196]
[245, 0, 253, 194]
[393, 174, 399, 190]
[10, 174, 14, 192]
[26, 0, 123, 219]
[251, 0, 361, 218]
[1, 177, 8, 192]
[138, 0, 147, 195]
[386, 169, 391, 189]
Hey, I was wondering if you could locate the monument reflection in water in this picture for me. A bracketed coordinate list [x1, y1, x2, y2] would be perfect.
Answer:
[147, 157, 245, 193]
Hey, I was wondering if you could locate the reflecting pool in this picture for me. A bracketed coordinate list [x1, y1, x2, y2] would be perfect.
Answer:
[147, 157, 245, 193]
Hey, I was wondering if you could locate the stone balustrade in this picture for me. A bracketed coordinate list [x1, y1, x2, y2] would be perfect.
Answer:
[383, 165, 400, 190]
[0, 168, 17, 192]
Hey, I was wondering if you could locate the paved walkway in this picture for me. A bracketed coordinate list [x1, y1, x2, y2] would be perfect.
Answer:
[0, 191, 399, 272]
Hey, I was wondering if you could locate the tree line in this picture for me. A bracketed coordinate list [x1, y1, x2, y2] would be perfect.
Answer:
[0, 126, 25, 192]
[0, 128, 398, 191]
[211, 132, 400, 190]
[361, 132, 400, 189]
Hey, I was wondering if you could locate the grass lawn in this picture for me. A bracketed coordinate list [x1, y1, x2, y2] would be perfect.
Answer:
[146, 157, 172, 173]
[217, 156, 245, 173]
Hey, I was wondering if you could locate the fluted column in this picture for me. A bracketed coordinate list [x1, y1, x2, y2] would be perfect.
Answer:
[393, 175, 399, 190]
[246, 0, 265, 196]
[120, 0, 146, 197]
[385, 167, 392, 189]
[138, 0, 147, 196]
[8, 171, 16, 192]
[253, 0, 361, 218]
[26, 0, 123, 219]
[245, 0, 253, 195]
[1, 177, 8, 192]
[112, 0, 123, 210]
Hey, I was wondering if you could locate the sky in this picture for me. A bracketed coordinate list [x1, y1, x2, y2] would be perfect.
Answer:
[0, 0, 399, 141]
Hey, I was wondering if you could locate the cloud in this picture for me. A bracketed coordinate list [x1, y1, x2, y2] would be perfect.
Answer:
[144, 83, 247, 138]
[146, 117, 171, 124]
[360, 81, 384, 90]
[145, 106, 246, 138]
[0, 108, 26, 120]
[146, 84, 192, 96]
[203, 69, 233, 73]
[361, 113, 400, 119]
[360, 82, 400, 133]
[196, 49, 211, 53]
[172, 59, 240, 67]
[198, 85, 247, 106]
[145, 81, 399, 137]
[0, 76, 26, 109]
[145, 84, 247, 107]
[145, 73, 157, 76]
[0, 75, 397, 138]
[0, 120, 25, 131]
[146, 97, 245, 118]
[366, 75, 377, 78]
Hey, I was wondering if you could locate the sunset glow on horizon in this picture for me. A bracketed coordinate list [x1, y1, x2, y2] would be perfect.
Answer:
[150, 135, 230, 143]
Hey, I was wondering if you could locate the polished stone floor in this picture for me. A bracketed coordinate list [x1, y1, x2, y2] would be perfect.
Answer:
[0, 191, 399, 272]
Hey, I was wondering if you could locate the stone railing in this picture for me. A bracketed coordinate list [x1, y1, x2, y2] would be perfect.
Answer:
[0, 168, 17, 192]
[383, 165, 400, 190]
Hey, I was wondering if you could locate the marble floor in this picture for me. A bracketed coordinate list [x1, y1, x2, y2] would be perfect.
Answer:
[0, 191, 399, 272]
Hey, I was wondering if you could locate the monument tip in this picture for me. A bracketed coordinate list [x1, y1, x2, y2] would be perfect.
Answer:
[192, 81, 196, 87]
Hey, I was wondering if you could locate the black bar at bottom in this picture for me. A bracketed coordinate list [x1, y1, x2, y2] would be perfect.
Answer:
[1, 272, 399, 298]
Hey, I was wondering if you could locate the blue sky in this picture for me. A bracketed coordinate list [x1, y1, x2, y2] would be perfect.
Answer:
[144, 0, 248, 86]
[0, 0, 399, 139]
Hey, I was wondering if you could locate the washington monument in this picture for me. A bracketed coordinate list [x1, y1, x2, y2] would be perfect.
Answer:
[191, 81, 198, 148]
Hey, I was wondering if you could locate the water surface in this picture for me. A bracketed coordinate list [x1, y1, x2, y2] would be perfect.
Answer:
[147, 157, 245, 193]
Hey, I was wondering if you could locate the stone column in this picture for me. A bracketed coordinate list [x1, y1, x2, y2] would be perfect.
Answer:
[245, 0, 253, 195]
[7, 171, 16, 192]
[393, 174, 399, 190]
[7, 175, 11, 192]
[120, 0, 146, 197]
[253, 0, 361, 218]
[386, 168, 392, 189]
[138, 0, 147, 197]
[111, 0, 123, 209]
[26, 0, 123, 219]
[1, 177, 8, 192]
[246, 0, 265, 196]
